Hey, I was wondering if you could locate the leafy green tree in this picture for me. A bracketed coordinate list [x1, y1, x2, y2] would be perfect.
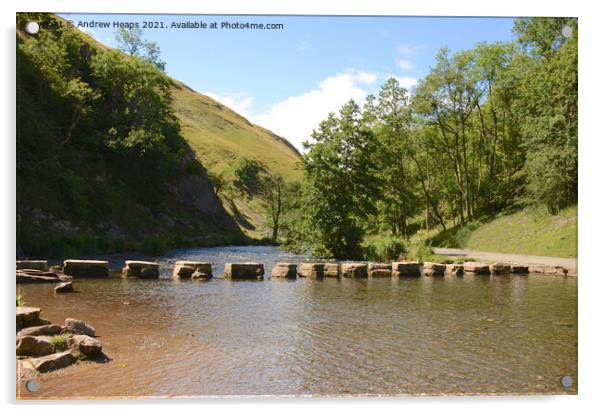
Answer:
[90, 50, 178, 154]
[289, 100, 379, 258]
[514, 17, 578, 213]
[115, 28, 166, 71]
[261, 173, 285, 240]
[233, 157, 262, 190]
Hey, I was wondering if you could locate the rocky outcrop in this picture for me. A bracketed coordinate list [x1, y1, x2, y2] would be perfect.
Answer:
[64, 318, 96, 337]
[490, 262, 511, 274]
[510, 264, 529, 274]
[367, 263, 392, 277]
[446, 263, 464, 275]
[463, 262, 491, 275]
[340, 263, 368, 278]
[172, 261, 213, 279]
[67, 334, 103, 358]
[392, 261, 421, 277]
[423, 262, 446, 276]
[224, 262, 265, 279]
[271, 263, 297, 278]
[17, 260, 49, 271]
[297, 263, 325, 278]
[63, 260, 108, 278]
[323, 263, 340, 278]
[16, 307, 49, 331]
[54, 281, 74, 293]
[123, 260, 160, 279]
[16, 335, 54, 357]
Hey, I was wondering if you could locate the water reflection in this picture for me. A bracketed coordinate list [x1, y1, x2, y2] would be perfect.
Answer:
[17, 247, 577, 398]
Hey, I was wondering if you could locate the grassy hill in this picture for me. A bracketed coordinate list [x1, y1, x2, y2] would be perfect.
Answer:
[170, 82, 302, 238]
[16, 12, 301, 257]
[431, 205, 577, 258]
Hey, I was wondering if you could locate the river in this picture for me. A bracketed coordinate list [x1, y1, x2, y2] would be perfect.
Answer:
[16, 246, 577, 398]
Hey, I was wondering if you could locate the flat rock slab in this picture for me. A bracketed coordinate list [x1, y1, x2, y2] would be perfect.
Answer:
[23, 351, 76, 373]
[17, 324, 63, 337]
[368, 263, 392, 277]
[490, 262, 511, 274]
[446, 263, 464, 275]
[463, 262, 491, 275]
[510, 264, 529, 274]
[297, 263, 325, 278]
[340, 263, 368, 278]
[423, 262, 446, 276]
[63, 260, 108, 278]
[54, 281, 74, 293]
[123, 260, 160, 279]
[16, 271, 61, 284]
[224, 263, 264, 279]
[17, 260, 49, 271]
[16, 335, 54, 357]
[323, 263, 340, 277]
[271, 263, 297, 278]
[528, 265, 568, 276]
[16, 307, 49, 330]
[172, 261, 213, 279]
[392, 262, 421, 277]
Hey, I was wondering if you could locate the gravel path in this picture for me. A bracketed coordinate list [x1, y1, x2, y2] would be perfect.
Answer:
[432, 247, 578, 276]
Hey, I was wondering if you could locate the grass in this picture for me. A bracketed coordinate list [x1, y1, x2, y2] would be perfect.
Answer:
[50, 334, 69, 352]
[430, 205, 577, 258]
[16, 294, 24, 307]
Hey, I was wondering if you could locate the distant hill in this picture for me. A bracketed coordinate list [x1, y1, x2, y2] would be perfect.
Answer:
[16, 13, 301, 257]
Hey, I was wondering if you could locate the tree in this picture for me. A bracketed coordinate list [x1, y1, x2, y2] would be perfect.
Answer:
[114, 28, 166, 71]
[261, 174, 285, 240]
[289, 100, 379, 258]
[207, 170, 229, 196]
[233, 157, 262, 191]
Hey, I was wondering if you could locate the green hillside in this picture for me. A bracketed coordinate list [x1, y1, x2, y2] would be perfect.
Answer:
[16, 13, 301, 256]
[432, 205, 577, 258]
[170, 82, 302, 237]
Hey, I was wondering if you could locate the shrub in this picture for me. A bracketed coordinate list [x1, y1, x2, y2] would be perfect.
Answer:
[361, 236, 407, 262]
[50, 334, 68, 352]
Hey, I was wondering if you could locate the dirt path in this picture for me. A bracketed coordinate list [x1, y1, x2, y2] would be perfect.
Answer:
[432, 247, 578, 276]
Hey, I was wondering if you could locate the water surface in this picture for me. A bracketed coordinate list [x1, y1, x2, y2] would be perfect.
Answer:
[17, 246, 577, 398]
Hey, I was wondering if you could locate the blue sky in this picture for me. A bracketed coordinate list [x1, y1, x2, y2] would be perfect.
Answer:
[59, 13, 517, 150]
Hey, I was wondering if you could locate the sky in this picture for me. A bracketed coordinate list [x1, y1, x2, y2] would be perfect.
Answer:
[59, 13, 517, 151]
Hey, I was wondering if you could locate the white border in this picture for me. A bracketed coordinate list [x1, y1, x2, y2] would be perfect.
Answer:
[3, 1, 601, 412]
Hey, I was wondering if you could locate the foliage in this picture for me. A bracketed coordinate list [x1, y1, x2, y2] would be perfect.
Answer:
[16, 295, 24, 307]
[286, 100, 379, 259]
[361, 236, 407, 262]
[50, 334, 69, 352]
[115, 28, 166, 71]
[233, 157, 262, 191]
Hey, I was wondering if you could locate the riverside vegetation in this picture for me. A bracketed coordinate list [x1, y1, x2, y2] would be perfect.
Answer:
[17, 14, 577, 262]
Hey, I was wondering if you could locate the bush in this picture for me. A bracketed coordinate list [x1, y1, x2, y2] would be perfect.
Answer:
[50, 334, 68, 352]
[361, 236, 407, 261]
[406, 231, 436, 263]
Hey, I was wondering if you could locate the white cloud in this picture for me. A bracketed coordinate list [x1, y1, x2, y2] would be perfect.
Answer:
[252, 69, 377, 151]
[397, 42, 426, 56]
[395, 59, 415, 71]
[296, 45, 311, 52]
[203, 92, 255, 119]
